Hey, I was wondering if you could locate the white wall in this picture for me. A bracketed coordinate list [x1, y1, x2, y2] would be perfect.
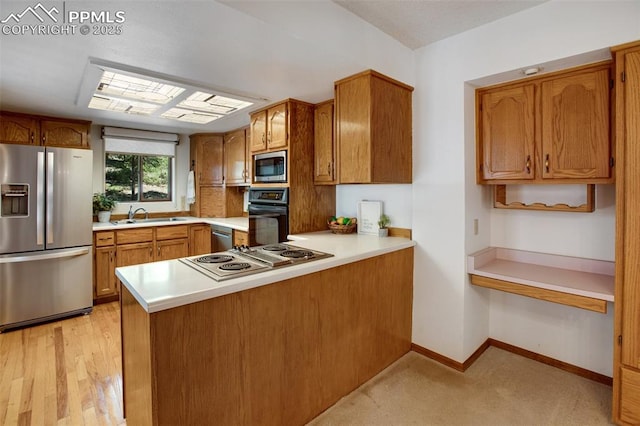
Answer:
[412, 0, 640, 375]
[90, 124, 191, 215]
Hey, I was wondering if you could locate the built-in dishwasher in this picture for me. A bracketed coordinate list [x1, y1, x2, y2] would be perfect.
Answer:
[211, 225, 233, 252]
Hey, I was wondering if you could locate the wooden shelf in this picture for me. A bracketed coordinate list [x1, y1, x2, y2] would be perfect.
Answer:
[493, 184, 595, 212]
[467, 247, 614, 313]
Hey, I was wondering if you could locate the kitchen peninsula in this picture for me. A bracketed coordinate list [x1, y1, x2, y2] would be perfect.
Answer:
[116, 232, 415, 425]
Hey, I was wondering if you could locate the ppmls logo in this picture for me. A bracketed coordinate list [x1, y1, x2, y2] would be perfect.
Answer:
[1, 3, 59, 24]
[1, 2, 126, 36]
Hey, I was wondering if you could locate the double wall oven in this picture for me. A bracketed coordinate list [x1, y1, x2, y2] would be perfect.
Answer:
[248, 187, 288, 246]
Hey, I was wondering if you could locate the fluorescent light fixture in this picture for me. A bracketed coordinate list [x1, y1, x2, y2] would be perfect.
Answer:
[88, 95, 160, 115]
[96, 71, 185, 104]
[177, 92, 253, 115]
[82, 60, 262, 126]
[161, 108, 221, 124]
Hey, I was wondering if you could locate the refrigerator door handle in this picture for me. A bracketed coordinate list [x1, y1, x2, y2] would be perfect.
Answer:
[46, 151, 54, 245]
[0, 247, 90, 264]
[37, 151, 45, 246]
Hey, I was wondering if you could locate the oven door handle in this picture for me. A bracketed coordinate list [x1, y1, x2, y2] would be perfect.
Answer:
[248, 205, 287, 215]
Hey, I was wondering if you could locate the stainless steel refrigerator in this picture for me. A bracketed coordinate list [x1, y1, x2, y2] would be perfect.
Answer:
[0, 143, 93, 332]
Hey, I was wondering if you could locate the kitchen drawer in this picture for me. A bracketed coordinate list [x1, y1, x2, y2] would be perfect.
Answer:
[116, 228, 154, 245]
[94, 231, 115, 247]
[155, 225, 189, 241]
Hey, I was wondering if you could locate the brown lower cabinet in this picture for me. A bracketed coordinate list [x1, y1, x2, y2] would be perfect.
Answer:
[93, 224, 210, 303]
[120, 247, 414, 425]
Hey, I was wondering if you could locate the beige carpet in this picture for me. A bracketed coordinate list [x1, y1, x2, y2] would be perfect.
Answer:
[309, 347, 613, 425]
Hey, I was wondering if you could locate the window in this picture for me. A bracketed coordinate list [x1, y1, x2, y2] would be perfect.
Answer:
[103, 127, 178, 203]
[105, 153, 172, 202]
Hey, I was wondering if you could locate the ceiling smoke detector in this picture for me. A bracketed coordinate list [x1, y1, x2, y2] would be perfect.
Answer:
[523, 67, 542, 76]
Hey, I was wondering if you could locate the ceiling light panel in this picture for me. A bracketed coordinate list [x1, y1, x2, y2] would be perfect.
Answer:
[96, 71, 185, 104]
[178, 92, 253, 115]
[161, 108, 221, 124]
[88, 95, 160, 115]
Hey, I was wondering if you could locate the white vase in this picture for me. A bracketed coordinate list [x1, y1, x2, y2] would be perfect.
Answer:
[97, 211, 111, 223]
[378, 228, 388, 237]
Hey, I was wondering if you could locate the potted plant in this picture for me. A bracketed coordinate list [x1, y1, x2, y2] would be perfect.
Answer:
[93, 193, 117, 223]
[378, 214, 391, 237]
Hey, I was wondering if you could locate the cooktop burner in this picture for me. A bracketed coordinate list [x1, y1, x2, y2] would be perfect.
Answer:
[281, 250, 315, 259]
[219, 262, 251, 271]
[196, 254, 234, 264]
[261, 244, 288, 252]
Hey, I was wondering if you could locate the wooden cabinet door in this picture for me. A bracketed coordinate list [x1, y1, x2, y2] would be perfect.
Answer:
[245, 127, 252, 184]
[620, 49, 640, 372]
[189, 224, 212, 256]
[314, 101, 335, 184]
[0, 113, 39, 145]
[479, 85, 535, 181]
[194, 134, 224, 185]
[41, 120, 89, 148]
[116, 242, 154, 267]
[156, 238, 189, 261]
[267, 103, 287, 150]
[94, 246, 117, 298]
[224, 128, 248, 185]
[541, 68, 611, 179]
[250, 111, 267, 152]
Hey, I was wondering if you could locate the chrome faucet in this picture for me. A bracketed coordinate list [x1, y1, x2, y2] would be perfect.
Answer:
[128, 205, 149, 221]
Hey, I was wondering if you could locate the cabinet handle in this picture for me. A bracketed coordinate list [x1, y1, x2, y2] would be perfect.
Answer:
[31, 132, 34, 143]
[149, 247, 153, 257]
[526, 155, 531, 174]
[157, 247, 161, 257]
[267, 131, 271, 144]
[327, 163, 331, 174]
[545, 154, 550, 173]
[262, 133, 266, 144]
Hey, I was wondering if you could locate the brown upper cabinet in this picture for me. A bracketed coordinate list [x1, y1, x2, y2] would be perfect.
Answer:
[335, 70, 413, 184]
[190, 133, 223, 186]
[224, 127, 250, 186]
[0, 111, 90, 149]
[314, 100, 336, 185]
[476, 62, 613, 184]
[250, 102, 287, 153]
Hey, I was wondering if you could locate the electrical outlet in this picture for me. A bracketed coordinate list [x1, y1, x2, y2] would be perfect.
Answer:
[473, 219, 479, 235]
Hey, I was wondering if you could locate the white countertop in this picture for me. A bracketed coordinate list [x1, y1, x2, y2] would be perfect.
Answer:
[93, 216, 248, 232]
[116, 231, 416, 313]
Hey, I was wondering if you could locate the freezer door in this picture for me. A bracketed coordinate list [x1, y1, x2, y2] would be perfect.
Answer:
[0, 143, 44, 255]
[46, 147, 93, 249]
[0, 246, 93, 331]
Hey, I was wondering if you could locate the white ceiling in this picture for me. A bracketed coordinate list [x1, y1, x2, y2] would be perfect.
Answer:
[333, 0, 547, 50]
[0, 0, 545, 134]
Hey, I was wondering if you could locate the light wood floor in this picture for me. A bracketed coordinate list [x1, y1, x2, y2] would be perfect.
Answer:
[0, 302, 124, 426]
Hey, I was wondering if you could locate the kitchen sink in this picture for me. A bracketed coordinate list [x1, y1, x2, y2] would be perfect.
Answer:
[111, 217, 188, 225]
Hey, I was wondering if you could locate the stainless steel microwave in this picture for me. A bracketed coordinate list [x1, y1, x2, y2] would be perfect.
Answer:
[253, 150, 287, 183]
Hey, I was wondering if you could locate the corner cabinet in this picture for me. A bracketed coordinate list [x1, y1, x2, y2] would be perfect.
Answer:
[314, 100, 336, 184]
[613, 40, 640, 426]
[335, 70, 413, 184]
[0, 111, 90, 149]
[476, 62, 613, 184]
[224, 127, 250, 186]
[190, 133, 223, 186]
[93, 224, 211, 304]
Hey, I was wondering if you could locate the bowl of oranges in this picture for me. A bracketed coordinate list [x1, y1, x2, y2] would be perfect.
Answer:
[327, 216, 357, 234]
